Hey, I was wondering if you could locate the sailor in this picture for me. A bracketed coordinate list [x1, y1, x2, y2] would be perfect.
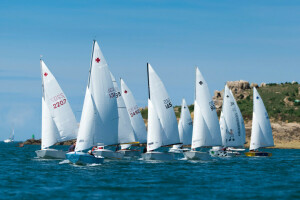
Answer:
[68, 142, 76, 152]
[143, 147, 147, 153]
[115, 144, 119, 152]
[88, 150, 94, 156]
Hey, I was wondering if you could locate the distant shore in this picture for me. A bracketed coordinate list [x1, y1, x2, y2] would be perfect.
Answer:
[20, 135, 300, 149]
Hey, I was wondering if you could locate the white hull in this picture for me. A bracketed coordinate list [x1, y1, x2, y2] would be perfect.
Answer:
[169, 148, 182, 153]
[118, 149, 141, 157]
[93, 149, 124, 160]
[169, 148, 190, 153]
[4, 139, 13, 143]
[183, 151, 211, 160]
[35, 149, 66, 159]
[142, 151, 174, 161]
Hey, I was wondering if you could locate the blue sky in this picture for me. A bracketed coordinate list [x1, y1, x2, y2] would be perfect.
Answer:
[0, 0, 299, 141]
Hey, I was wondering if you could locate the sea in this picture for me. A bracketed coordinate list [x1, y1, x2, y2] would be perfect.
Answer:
[0, 142, 299, 200]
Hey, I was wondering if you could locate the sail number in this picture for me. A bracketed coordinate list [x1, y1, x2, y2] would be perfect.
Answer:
[53, 99, 67, 109]
[115, 91, 121, 98]
[129, 106, 140, 117]
[209, 101, 216, 111]
[50, 93, 65, 102]
[108, 88, 116, 99]
[163, 98, 173, 109]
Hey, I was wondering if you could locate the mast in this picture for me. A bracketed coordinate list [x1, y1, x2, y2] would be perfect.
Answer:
[87, 40, 96, 88]
[194, 66, 197, 101]
[40, 59, 45, 99]
[147, 63, 150, 99]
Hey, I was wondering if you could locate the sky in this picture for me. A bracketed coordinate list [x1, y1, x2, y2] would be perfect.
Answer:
[0, 0, 299, 141]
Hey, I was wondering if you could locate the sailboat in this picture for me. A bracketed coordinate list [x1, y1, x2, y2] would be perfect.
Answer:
[119, 78, 147, 157]
[245, 87, 274, 157]
[169, 99, 193, 153]
[183, 67, 222, 160]
[4, 128, 14, 143]
[66, 40, 118, 164]
[92, 73, 138, 159]
[209, 85, 246, 157]
[142, 63, 181, 161]
[35, 60, 78, 159]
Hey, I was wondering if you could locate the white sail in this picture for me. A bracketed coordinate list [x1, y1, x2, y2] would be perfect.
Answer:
[9, 128, 14, 141]
[41, 60, 78, 141]
[76, 41, 118, 151]
[147, 99, 163, 151]
[219, 111, 227, 146]
[110, 73, 137, 144]
[191, 100, 212, 148]
[191, 67, 222, 148]
[120, 78, 147, 143]
[178, 98, 193, 145]
[249, 87, 274, 150]
[231, 89, 246, 145]
[221, 85, 245, 147]
[75, 87, 97, 151]
[148, 63, 180, 146]
[41, 97, 60, 149]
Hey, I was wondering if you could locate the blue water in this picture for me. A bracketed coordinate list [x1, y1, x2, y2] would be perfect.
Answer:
[0, 143, 299, 200]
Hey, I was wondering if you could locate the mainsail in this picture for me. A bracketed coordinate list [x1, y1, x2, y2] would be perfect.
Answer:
[120, 78, 147, 144]
[191, 67, 222, 148]
[75, 41, 119, 151]
[249, 87, 274, 150]
[220, 85, 245, 147]
[110, 73, 137, 144]
[178, 98, 193, 145]
[40, 60, 78, 149]
[146, 63, 180, 150]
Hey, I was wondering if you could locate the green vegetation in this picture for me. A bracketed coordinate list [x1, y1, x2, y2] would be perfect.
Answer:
[140, 82, 300, 123]
[141, 108, 148, 119]
[226, 82, 299, 122]
[229, 83, 300, 122]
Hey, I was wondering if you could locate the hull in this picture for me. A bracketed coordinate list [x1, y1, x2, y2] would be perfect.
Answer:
[169, 148, 190, 153]
[142, 152, 174, 161]
[183, 151, 211, 160]
[169, 148, 182, 153]
[4, 139, 13, 143]
[118, 149, 141, 157]
[35, 149, 66, 159]
[209, 149, 240, 157]
[66, 152, 104, 165]
[245, 152, 272, 157]
[93, 149, 124, 160]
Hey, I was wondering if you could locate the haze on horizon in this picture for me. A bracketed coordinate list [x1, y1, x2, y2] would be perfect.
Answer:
[0, 0, 299, 141]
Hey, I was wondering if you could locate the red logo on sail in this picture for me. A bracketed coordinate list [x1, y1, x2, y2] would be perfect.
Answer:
[44, 72, 48, 77]
[124, 90, 127, 94]
[95, 57, 100, 63]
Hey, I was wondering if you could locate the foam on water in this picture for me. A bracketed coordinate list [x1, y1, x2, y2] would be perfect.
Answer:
[59, 159, 70, 164]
